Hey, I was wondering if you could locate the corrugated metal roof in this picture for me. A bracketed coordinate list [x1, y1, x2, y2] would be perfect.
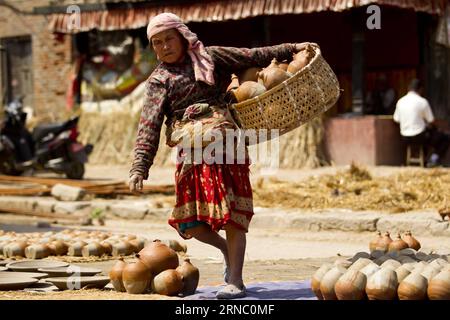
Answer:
[46, 0, 448, 34]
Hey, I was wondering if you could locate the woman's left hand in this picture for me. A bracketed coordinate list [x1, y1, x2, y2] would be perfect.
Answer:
[294, 42, 318, 52]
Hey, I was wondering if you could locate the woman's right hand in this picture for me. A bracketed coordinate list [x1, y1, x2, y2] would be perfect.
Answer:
[129, 174, 144, 193]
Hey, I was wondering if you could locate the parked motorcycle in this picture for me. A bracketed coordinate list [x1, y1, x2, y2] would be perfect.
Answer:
[0, 96, 93, 179]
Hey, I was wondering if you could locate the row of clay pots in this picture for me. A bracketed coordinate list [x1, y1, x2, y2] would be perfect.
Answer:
[312, 252, 449, 300]
[109, 240, 199, 296]
[0, 229, 187, 259]
[227, 44, 315, 103]
[369, 231, 421, 253]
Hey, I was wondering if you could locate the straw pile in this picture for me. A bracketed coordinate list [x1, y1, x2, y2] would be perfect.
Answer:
[253, 164, 450, 212]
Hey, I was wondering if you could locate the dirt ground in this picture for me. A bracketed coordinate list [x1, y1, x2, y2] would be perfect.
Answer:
[1, 164, 449, 299]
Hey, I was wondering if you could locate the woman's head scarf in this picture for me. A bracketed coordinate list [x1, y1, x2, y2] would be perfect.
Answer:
[147, 13, 215, 86]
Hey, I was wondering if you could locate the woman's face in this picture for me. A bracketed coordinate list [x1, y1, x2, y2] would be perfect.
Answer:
[151, 29, 186, 64]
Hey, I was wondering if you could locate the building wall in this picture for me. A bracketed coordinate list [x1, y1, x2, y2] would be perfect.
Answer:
[0, 0, 76, 122]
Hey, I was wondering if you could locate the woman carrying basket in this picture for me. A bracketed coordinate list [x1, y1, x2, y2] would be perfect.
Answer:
[129, 12, 312, 299]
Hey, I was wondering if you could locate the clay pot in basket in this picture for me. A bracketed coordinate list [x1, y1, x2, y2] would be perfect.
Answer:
[232, 81, 266, 103]
[122, 254, 153, 294]
[138, 240, 179, 276]
[109, 257, 127, 292]
[257, 59, 290, 90]
[227, 74, 240, 93]
[288, 45, 314, 74]
[237, 67, 261, 83]
[151, 269, 184, 296]
[176, 258, 199, 296]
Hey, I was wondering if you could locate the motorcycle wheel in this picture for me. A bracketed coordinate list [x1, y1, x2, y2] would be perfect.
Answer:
[65, 161, 85, 180]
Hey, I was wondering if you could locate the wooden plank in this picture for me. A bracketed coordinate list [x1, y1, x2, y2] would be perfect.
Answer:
[0, 206, 82, 221]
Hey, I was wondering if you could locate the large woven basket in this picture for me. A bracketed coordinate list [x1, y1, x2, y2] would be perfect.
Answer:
[229, 45, 340, 139]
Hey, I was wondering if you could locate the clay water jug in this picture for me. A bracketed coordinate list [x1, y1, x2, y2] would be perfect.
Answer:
[427, 270, 450, 300]
[402, 231, 421, 250]
[232, 81, 266, 102]
[138, 239, 179, 275]
[365, 268, 398, 300]
[397, 272, 428, 300]
[335, 269, 367, 300]
[176, 258, 199, 296]
[151, 269, 184, 296]
[311, 263, 334, 300]
[122, 254, 153, 294]
[109, 257, 127, 292]
[319, 266, 347, 300]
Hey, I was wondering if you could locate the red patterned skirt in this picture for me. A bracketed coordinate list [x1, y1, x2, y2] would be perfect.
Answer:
[168, 158, 254, 239]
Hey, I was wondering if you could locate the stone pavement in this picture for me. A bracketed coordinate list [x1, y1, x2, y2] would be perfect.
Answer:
[0, 195, 448, 237]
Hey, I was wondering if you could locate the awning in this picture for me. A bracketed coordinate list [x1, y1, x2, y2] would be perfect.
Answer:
[47, 0, 447, 34]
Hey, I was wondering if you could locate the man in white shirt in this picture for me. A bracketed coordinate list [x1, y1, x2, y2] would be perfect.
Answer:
[393, 79, 449, 167]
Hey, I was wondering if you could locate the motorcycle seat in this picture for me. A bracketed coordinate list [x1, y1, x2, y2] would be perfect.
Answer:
[32, 122, 66, 142]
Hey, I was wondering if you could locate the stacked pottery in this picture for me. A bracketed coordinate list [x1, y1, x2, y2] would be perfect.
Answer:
[310, 231, 450, 300]
[108, 240, 200, 296]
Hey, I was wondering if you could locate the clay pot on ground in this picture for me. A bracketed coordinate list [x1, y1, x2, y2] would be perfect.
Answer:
[4, 241, 28, 258]
[82, 242, 104, 257]
[311, 263, 334, 300]
[347, 258, 372, 273]
[334, 269, 367, 300]
[319, 266, 347, 300]
[100, 242, 113, 255]
[68, 241, 87, 257]
[151, 269, 184, 296]
[421, 264, 441, 281]
[380, 259, 402, 271]
[48, 240, 68, 256]
[397, 272, 428, 300]
[122, 255, 153, 294]
[395, 265, 412, 283]
[333, 257, 352, 269]
[166, 240, 187, 253]
[359, 263, 381, 279]
[427, 270, 450, 300]
[109, 257, 127, 292]
[369, 231, 382, 253]
[365, 268, 399, 300]
[128, 239, 146, 252]
[24, 244, 51, 260]
[349, 252, 371, 263]
[232, 81, 266, 102]
[112, 241, 134, 257]
[388, 234, 409, 252]
[176, 258, 199, 296]
[138, 240, 179, 276]
[375, 232, 393, 252]
[402, 231, 421, 250]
